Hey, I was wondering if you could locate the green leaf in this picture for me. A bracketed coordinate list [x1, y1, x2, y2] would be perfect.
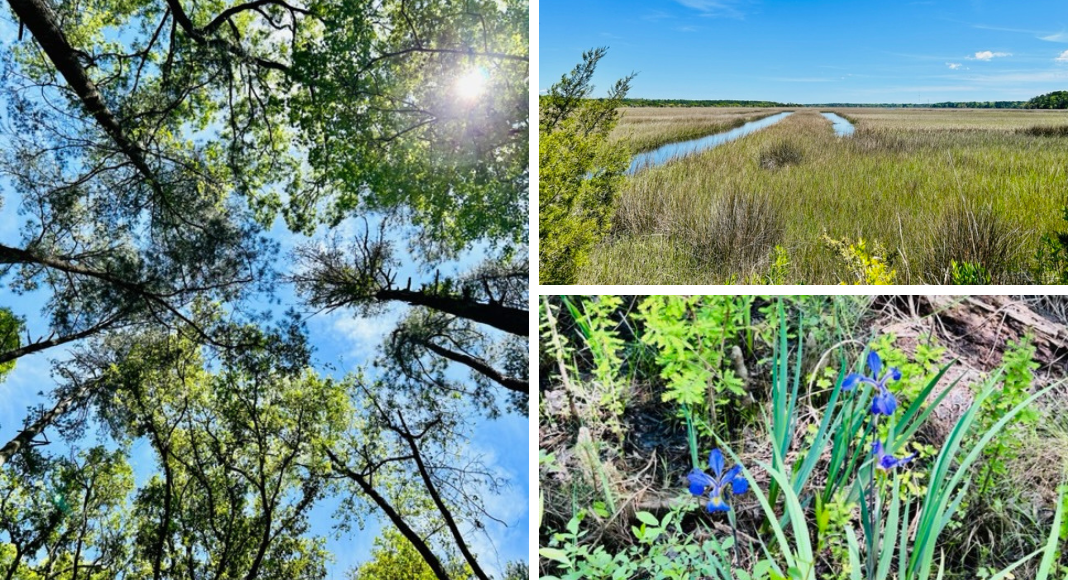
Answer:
[635, 511, 659, 527]
[844, 526, 863, 580]
[539, 548, 572, 566]
[1035, 483, 1067, 580]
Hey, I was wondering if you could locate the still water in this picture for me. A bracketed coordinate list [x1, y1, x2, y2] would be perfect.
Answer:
[821, 112, 855, 137]
[627, 111, 793, 174]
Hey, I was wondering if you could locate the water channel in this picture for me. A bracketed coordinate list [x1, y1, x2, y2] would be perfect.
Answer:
[627, 111, 794, 174]
[821, 112, 855, 137]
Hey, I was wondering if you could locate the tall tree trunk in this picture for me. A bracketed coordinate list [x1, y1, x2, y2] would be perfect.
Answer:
[0, 380, 97, 468]
[324, 447, 453, 580]
[7, 0, 160, 187]
[377, 289, 527, 336]
[394, 413, 491, 580]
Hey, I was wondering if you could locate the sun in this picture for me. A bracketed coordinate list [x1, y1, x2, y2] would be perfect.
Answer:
[454, 67, 489, 103]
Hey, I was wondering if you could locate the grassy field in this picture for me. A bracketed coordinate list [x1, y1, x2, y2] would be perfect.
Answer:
[583, 107, 1068, 284]
[610, 107, 780, 152]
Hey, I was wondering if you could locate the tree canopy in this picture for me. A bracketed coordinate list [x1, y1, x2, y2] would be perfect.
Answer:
[0, 0, 529, 576]
[1026, 91, 1068, 109]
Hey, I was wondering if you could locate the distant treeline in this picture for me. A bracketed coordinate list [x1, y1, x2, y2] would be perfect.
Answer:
[552, 92, 1068, 109]
[1026, 91, 1068, 109]
[810, 101, 1027, 108]
[615, 98, 799, 108]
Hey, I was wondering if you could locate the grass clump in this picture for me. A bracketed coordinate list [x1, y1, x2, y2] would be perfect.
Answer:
[684, 190, 785, 274]
[759, 140, 803, 170]
[1019, 125, 1068, 137]
[923, 198, 1025, 284]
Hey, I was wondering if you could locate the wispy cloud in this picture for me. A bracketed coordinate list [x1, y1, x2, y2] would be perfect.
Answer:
[674, 0, 745, 18]
[1041, 31, 1068, 42]
[946, 62, 963, 70]
[971, 23, 1041, 34]
[642, 10, 674, 21]
[1057, 50, 1068, 62]
[332, 315, 394, 354]
[763, 76, 833, 82]
[968, 23, 1068, 43]
[969, 50, 1011, 61]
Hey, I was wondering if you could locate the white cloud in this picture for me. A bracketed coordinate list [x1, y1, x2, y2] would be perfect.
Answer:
[946, 62, 963, 69]
[332, 315, 394, 354]
[674, 0, 744, 18]
[1057, 50, 1068, 62]
[1041, 31, 1068, 42]
[970, 50, 1011, 61]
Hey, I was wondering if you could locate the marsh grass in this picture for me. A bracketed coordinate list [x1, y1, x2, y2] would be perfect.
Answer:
[759, 141, 804, 170]
[680, 189, 785, 274]
[923, 197, 1027, 283]
[586, 108, 1068, 284]
[611, 107, 781, 153]
[1021, 125, 1068, 137]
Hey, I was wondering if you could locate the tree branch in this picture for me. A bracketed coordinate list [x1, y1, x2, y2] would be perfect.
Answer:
[0, 377, 99, 469]
[0, 310, 127, 365]
[8, 0, 162, 192]
[415, 337, 527, 394]
[376, 288, 527, 337]
[164, 0, 294, 73]
[392, 411, 491, 580]
[324, 446, 453, 580]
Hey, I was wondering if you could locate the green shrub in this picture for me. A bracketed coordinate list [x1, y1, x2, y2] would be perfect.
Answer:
[539, 49, 634, 284]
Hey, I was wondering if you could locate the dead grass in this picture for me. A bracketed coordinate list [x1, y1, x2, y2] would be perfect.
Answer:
[611, 107, 783, 153]
[1020, 124, 1068, 137]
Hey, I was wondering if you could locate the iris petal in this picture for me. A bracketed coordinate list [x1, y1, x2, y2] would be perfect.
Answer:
[708, 449, 725, 477]
[871, 389, 898, 415]
[723, 465, 742, 487]
[706, 493, 731, 512]
[872, 439, 884, 458]
[879, 452, 916, 470]
[867, 350, 883, 377]
[889, 368, 902, 381]
[842, 373, 862, 391]
[731, 473, 750, 495]
[687, 468, 714, 496]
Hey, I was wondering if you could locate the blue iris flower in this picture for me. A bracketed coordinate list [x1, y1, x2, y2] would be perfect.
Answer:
[686, 449, 749, 512]
[872, 440, 917, 471]
[842, 350, 902, 416]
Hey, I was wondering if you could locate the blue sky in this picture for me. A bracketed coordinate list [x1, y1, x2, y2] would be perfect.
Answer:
[0, 100, 526, 580]
[0, 6, 527, 575]
[0, 199, 529, 578]
[540, 0, 1068, 103]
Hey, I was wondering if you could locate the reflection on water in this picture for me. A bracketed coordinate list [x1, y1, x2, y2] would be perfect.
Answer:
[821, 112, 855, 137]
[627, 112, 794, 174]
